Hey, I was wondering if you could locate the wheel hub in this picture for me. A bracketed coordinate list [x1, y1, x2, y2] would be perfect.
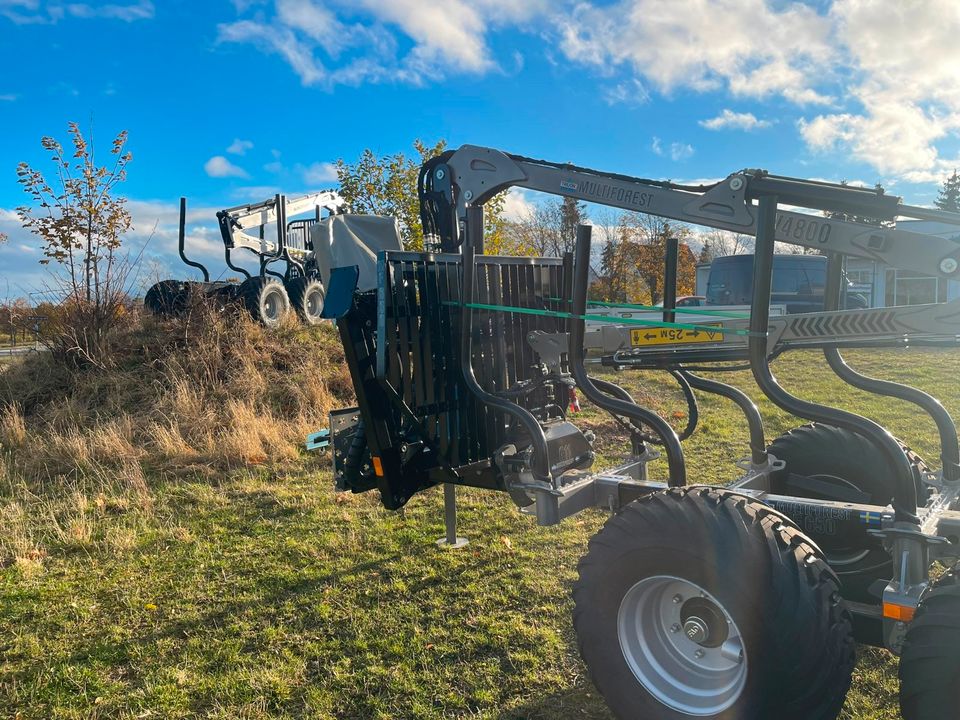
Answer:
[683, 616, 709, 644]
[617, 575, 747, 716]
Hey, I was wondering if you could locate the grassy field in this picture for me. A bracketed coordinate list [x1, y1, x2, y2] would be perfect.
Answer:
[2, 333, 958, 719]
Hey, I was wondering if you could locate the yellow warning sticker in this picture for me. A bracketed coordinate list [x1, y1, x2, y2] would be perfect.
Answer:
[630, 325, 724, 346]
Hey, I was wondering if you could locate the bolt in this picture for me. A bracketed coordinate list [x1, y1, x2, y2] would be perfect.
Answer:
[729, 176, 744, 191]
[464, 190, 474, 201]
[940, 257, 959, 274]
[435, 168, 445, 180]
[694, 649, 705, 659]
[670, 623, 682, 634]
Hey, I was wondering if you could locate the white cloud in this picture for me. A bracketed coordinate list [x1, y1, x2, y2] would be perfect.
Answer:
[226, 138, 254, 155]
[557, 0, 835, 104]
[218, 0, 550, 88]
[0, 0, 154, 23]
[700, 109, 772, 131]
[210, 0, 960, 186]
[299, 161, 338, 185]
[603, 78, 650, 106]
[204, 155, 249, 179]
[670, 142, 694, 162]
[501, 189, 535, 222]
[0, 93, 16, 101]
[64, 1, 154, 21]
[793, 0, 960, 183]
[231, 186, 282, 201]
[650, 137, 693, 162]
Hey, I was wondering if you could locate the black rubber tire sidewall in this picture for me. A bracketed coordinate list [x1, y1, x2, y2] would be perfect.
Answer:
[286, 276, 325, 325]
[144, 280, 185, 316]
[574, 488, 854, 720]
[768, 424, 929, 604]
[239, 276, 289, 326]
[899, 567, 960, 719]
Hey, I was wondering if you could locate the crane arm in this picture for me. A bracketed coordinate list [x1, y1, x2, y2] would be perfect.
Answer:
[419, 145, 960, 281]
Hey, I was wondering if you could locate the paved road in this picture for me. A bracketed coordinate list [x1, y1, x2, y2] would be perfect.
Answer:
[0, 345, 39, 357]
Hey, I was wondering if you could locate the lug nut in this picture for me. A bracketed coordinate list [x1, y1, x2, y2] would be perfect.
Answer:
[695, 649, 705, 659]
[670, 623, 681, 634]
[672, 594, 683, 604]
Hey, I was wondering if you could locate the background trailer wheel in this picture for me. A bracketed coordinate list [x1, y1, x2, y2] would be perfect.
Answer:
[286, 276, 325, 325]
[899, 564, 960, 719]
[239, 276, 290, 327]
[768, 423, 929, 604]
[144, 279, 191, 316]
[573, 487, 854, 720]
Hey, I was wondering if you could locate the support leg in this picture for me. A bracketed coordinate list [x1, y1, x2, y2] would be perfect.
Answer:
[435, 484, 468, 549]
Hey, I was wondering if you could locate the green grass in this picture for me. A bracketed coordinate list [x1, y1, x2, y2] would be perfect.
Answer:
[3, 347, 959, 719]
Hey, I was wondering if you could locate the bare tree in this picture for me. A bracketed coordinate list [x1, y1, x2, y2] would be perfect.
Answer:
[15, 122, 137, 366]
[700, 229, 754, 260]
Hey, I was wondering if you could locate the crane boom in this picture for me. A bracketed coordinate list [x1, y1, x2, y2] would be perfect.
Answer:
[419, 145, 960, 282]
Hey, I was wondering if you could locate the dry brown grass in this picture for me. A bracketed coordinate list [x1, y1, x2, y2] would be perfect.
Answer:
[0, 301, 354, 565]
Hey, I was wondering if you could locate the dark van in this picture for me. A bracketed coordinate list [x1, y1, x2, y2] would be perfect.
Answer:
[705, 254, 867, 314]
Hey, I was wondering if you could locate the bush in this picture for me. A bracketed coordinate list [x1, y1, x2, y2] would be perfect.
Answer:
[0, 301, 354, 565]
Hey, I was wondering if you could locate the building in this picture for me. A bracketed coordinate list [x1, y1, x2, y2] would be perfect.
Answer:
[845, 220, 960, 307]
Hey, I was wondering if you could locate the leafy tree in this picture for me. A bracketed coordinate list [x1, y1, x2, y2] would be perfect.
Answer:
[595, 216, 644, 302]
[627, 215, 696, 305]
[559, 196, 587, 255]
[936, 170, 960, 212]
[336, 139, 515, 253]
[335, 139, 445, 251]
[594, 214, 696, 305]
[483, 192, 534, 256]
[15, 122, 135, 365]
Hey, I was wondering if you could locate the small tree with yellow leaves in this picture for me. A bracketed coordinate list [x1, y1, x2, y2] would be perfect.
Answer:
[15, 122, 135, 366]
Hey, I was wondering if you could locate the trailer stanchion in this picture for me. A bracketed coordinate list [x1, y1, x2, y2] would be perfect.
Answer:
[436, 483, 468, 549]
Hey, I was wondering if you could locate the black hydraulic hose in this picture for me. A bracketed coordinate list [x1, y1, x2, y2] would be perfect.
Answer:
[680, 370, 768, 465]
[668, 369, 699, 441]
[749, 196, 918, 520]
[591, 376, 636, 404]
[569, 225, 686, 487]
[460, 237, 552, 483]
[822, 254, 960, 482]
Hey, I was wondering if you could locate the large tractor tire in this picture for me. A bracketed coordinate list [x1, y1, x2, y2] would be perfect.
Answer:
[573, 487, 854, 720]
[239, 276, 290, 327]
[286, 276, 325, 325]
[768, 423, 928, 604]
[144, 279, 191, 316]
[899, 564, 960, 719]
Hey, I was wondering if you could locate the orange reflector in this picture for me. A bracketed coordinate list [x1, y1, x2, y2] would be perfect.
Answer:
[372, 456, 384, 477]
[883, 603, 916, 622]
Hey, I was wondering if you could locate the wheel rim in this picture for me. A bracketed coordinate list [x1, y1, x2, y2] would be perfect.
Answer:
[306, 288, 324, 318]
[617, 575, 747, 716]
[263, 289, 282, 321]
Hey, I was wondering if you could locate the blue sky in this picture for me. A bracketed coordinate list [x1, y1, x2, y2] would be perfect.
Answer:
[1, 0, 959, 295]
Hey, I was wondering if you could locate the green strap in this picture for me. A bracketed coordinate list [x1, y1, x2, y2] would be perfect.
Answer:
[550, 297, 750, 320]
[444, 301, 759, 337]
